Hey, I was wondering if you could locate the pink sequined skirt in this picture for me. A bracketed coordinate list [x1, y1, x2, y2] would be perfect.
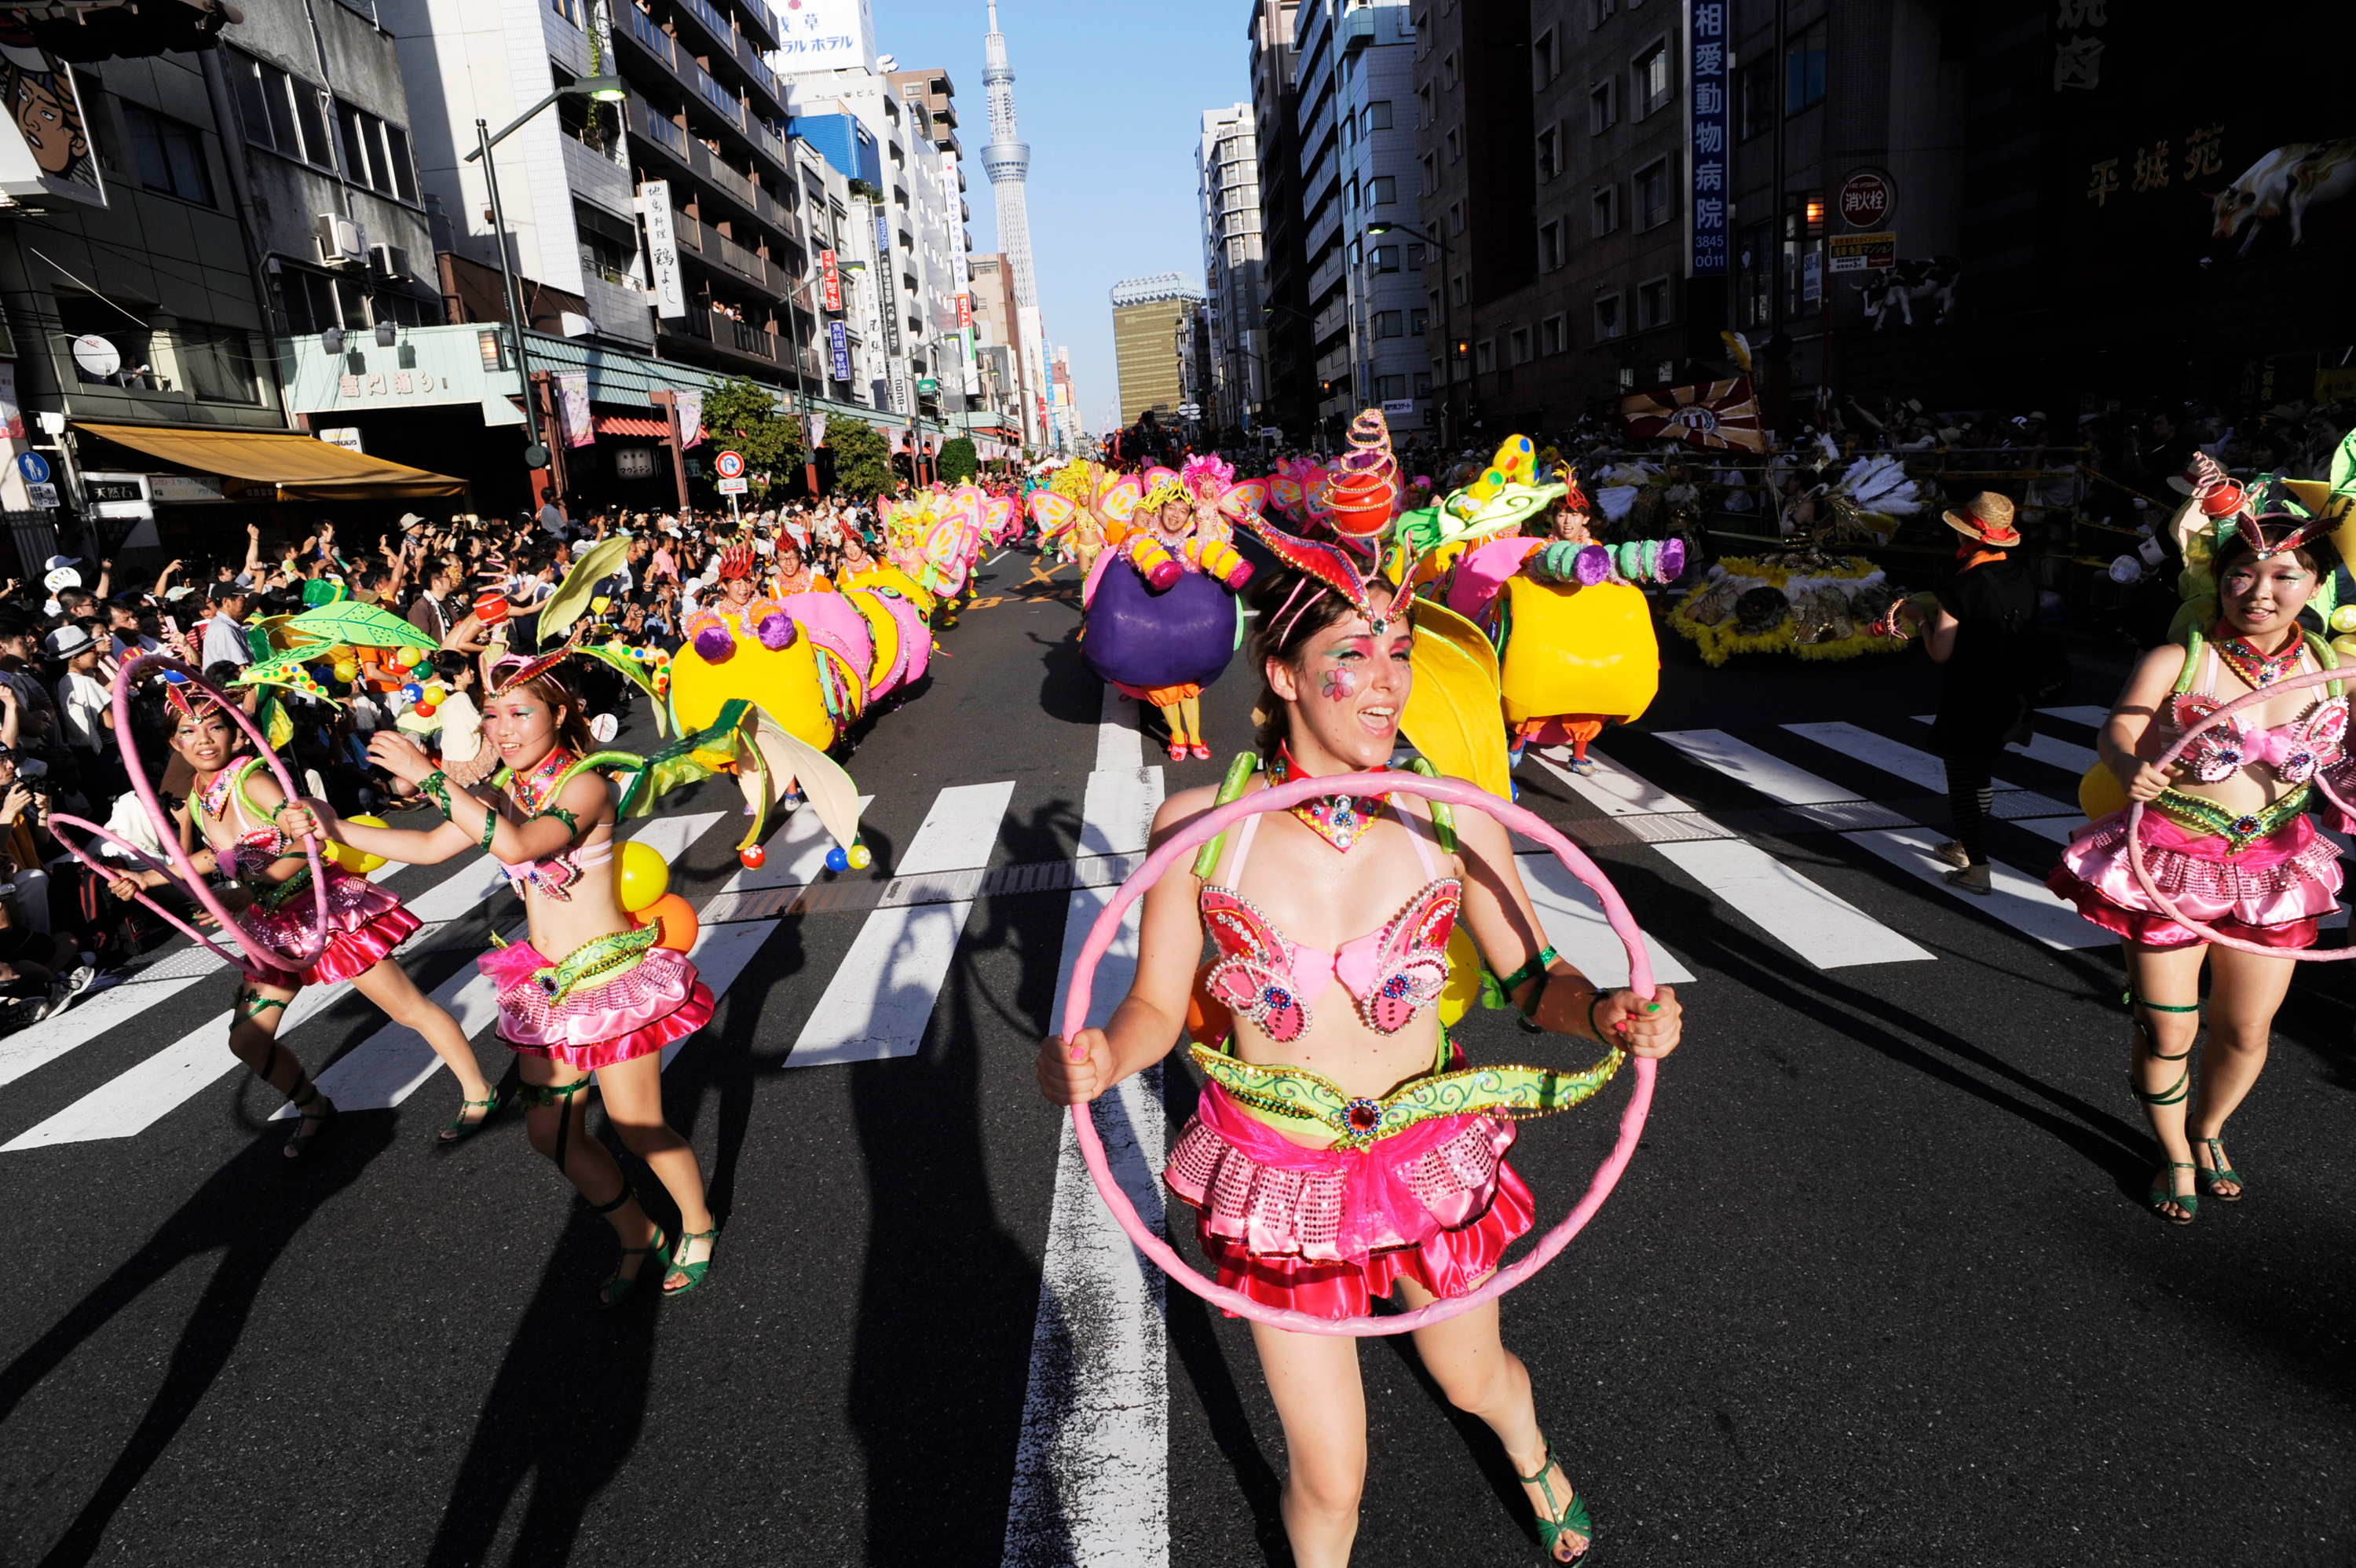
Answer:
[2047, 807, 2340, 949]
[1164, 1080, 1534, 1320]
[478, 940, 714, 1070]
[240, 866, 420, 988]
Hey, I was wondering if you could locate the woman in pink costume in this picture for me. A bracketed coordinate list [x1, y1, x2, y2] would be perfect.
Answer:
[2050, 472, 2347, 1224]
[163, 691, 496, 1156]
[297, 650, 719, 1302]
[1036, 537, 1681, 1563]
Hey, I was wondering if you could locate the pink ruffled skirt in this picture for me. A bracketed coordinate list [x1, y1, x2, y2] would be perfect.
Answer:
[1164, 1079, 1534, 1320]
[478, 940, 715, 1070]
[241, 866, 420, 987]
[2047, 807, 2341, 949]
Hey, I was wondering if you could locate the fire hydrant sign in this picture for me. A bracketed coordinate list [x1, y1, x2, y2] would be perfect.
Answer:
[1838, 170, 1893, 229]
[714, 450, 746, 480]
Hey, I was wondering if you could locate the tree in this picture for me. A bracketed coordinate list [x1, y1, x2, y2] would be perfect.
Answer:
[822, 415, 894, 502]
[699, 374, 803, 500]
[936, 435, 978, 485]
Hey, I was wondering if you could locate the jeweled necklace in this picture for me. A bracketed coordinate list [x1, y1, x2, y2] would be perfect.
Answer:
[2213, 623, 2305, 690]
[507, 747, 574, 815]
[195, 766, 236, 822]
[1272, 744, 1390, 853]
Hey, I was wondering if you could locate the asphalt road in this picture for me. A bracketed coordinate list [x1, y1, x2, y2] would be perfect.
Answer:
[1, 544, 2351, 1567]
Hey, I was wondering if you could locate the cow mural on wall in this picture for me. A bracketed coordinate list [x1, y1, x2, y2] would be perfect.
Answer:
[2208, 139, 2356, 257]
[1855, 254, 1961, 330]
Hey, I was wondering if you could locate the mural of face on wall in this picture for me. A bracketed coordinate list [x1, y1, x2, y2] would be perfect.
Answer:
[0, 39, 93, 185]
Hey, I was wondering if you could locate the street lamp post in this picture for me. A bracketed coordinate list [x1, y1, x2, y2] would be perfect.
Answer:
[1366, 220, 1458, 448]
[465, 74, 624, 505]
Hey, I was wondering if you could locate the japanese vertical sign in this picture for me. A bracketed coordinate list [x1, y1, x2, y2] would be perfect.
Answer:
[821, 249, 842, 312]
[558, 371, 593, 447]
[1688, 0, 1728, 276]
[829, 320, 851, 382]
[638, 181, 686, 318]
[873, 210, 902, 357]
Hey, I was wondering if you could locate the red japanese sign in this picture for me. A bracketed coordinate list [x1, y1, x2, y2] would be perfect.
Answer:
[821, 250, 842, 312]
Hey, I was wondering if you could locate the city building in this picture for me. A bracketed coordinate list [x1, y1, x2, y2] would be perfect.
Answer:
[980, 0, 1048, 449]
[1246, 0, 1313, 442]
[1110, 272, 1202, 427]
[1293, 0, 1421, 444]
[967, 250, 1026, 438]
[1196, 103, 1264, 440]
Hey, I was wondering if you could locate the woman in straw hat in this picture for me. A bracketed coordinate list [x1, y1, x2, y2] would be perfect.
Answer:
[1897, 492, 2039, 894]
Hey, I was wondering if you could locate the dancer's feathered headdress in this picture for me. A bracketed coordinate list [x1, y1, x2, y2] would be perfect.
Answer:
[1242, 513, 1418, 638]
[716, 543, 759, 581]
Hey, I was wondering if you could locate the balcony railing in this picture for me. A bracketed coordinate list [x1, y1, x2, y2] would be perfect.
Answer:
[638, 101, 688, 159]
[623, 5, 673, 68]
[715, 229, 766, 284]
[682, 57, 742, 129]
[730, 319, 776, 359]
[678, 0, 732, 49]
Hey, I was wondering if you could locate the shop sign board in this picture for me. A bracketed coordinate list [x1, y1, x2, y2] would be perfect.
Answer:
[1828, 232, 1897, 272]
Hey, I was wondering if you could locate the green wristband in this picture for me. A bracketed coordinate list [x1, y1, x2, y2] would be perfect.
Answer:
[479, 803, 499, 850]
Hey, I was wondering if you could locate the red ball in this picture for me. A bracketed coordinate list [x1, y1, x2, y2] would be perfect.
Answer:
[474, 591, 510, 625]
[738, 845, 766, 869]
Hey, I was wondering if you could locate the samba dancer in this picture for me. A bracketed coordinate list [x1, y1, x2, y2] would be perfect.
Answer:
[1037, 536, 1681, 1564]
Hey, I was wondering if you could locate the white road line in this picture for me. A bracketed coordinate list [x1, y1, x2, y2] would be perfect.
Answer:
[1655, 729, 1860, 805]
[1908, 715, 2100, 776]
[0, 968, 218, 1091]
[1531, 751, 1932, 970]
[986, 549, 1009, 568]
[625, 810, 730, 864]
[2040, 705, 2112, 729]
[1844, 828, 2108, 949]
[1007, 765, 1168, 1566]
[1095, 681, 1143, 772]
[1783, 721, 2024, 794]
[657, 920, 781, 1068]
[1515, 853, 1696, 988]
[785, 780, 1016, 1067]
[719, 796, 876, 894]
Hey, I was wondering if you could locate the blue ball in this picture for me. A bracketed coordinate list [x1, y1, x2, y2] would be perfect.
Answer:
[1510, 778, 1521, 803]
[824, 846, 851, 874]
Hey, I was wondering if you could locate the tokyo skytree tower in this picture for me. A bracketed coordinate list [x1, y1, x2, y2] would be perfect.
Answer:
[981, 1, 1037, 309]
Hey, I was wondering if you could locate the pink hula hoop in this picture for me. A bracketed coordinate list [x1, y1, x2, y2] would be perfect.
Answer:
[1059, 769, 1660, 1337]
[46, 655, 329, 981]
[2125, 662, 2356, 959]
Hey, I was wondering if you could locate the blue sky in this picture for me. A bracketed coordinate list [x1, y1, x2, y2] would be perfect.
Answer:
[871, 1, 1249, 434]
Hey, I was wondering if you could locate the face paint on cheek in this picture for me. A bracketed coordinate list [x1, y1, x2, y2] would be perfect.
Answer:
[1322, 667, 1357, 702]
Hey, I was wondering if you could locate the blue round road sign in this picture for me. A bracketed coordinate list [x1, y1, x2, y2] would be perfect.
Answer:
[16, 451, 49, 485]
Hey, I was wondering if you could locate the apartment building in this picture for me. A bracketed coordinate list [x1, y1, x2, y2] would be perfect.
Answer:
[886, 65, 974, 422]
[1196, 103, 1264, 439]
[1246, 0, 1312, 442]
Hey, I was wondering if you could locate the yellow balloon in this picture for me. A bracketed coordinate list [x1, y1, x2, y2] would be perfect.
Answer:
[2332, 605, 2356, 634]
[616, 839, 670, 912]
[2079, 761, 2127, 821]
[1437, 923, 1483, 1029]
[324, 813, 390, 875]
[2333, 633, 2356, 662]
[331, 659, 358, 683]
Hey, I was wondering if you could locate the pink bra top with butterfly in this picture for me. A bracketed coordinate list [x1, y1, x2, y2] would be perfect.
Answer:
[1198, 795, 1461, 1044]
[499, 832, 614, 902]
[2168, 645, 2349, 786]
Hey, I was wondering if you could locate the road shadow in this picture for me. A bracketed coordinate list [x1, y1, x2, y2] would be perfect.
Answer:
[0, 1109, 395, 1567]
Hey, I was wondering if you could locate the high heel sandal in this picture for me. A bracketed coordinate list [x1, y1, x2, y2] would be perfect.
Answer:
[2126, 990, 2198, 1223]
[282, 1073, 335, 1159]
[2148, 1161, 2198, 1224]
[2195, 1135, 2243, 1201]
[1513, 1443, 1593, 1562]
[593, 1184, 669, 1308]
[1165, 740, 1188, 762]
[665, 1226, 719, 1296]
[436, 1087, 507, 1146]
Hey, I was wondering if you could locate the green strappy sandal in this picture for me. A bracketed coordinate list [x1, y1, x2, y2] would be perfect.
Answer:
[437, 1087, 507, 1146]
[1513, 1444, 1593, 1562]
[664, 1226, 719, 1296]
[2148, 1160, 2198, 1224]
[2195, 1135, 2244, 1201]
[593, 1185, 669, 1308]
[281, 1072, 335, 1159]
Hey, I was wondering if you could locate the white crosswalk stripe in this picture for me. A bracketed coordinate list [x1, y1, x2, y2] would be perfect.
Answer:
[785, 780, 1018, 1067]
[1908, 715, 2102, 776]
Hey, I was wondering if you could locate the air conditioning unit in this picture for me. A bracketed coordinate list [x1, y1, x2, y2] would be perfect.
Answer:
[368, 243, 410, 282]
[314, 213, 368, 268]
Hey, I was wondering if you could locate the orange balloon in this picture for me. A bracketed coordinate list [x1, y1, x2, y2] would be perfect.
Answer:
[638, 892, 698, 952]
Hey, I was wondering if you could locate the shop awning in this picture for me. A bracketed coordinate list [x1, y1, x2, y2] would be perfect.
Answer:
[594, 413, 670, 439]
[72, 421, 466, 499]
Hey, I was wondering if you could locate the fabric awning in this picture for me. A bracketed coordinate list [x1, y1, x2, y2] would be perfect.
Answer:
[594, 413, 670, 438]
[73, 421, 466, 499]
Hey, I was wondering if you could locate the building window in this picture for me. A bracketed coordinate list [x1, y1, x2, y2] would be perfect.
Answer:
[1591, 184, 1617, 236]
[1363, 101, 1392, 131]
[229, 50, 331, 167]
[1591, 0, 1615, 24]
[276, 265, 362, 334]
[1633, 42, 1670, 118]
[1447, 200, 1463, 234]
[1541, 313, 1567, 353]
[1410, 307, 1429, 334]
[177, 323, 261, 404]
[549, 0, 580, 24]
[1537, 125, 1559, 178]
[1590, 79, 1615, 133]
[1474, 338, 1494, 375]
[1787, 20, 1827, 114]
[1418, 84, 1433, 126]
[1594, 292, 1623, 339]
[1539, 218, 1564, 272]
[1413, 371, 1432, 396]
[1406, 243, 1425, 270]
[1443, 50, 1459, 87]
[1348, 236, 1363, 268]
[1372, 244, 1400, 271]
[57, 295, 152, 379]
[123, 104, 213, 205]
[1737, 223, 1772, 327]
[1509, 326, 1532, 364]
[1739, 57, 1775, 142]
[336, 101, 419, 203]
[1534, 27, 1559, 86]
[1421, 152, 1437, 193]
[1374, 309, 1404, 338]
[1374, 374, 1406, 401]
[1370, 174, 1396, 205]
[1450, 272, 1467, 305]
[1637, 275, 1671, 328]
[1619, 366, 1636, 390]
[1445, 127, 1461, 162]
[1636, 157, 1670, 228]
[1345, 176, 1359, 211]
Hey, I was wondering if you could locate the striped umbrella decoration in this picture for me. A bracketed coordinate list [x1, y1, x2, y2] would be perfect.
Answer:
[1618, 376, 1767, 451]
